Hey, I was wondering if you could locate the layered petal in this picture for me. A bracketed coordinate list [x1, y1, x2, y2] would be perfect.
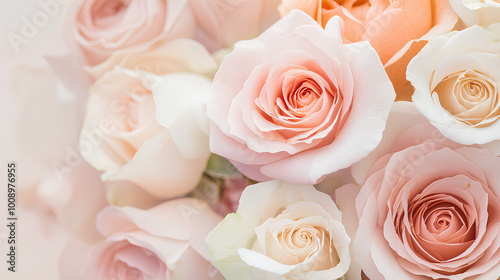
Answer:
[207, 11, 395, 185]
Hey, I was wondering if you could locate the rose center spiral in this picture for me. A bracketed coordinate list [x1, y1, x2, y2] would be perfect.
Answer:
[278, 69, 330, 120]
[280, 225, 319, 250]
[434, 69, 499, 126]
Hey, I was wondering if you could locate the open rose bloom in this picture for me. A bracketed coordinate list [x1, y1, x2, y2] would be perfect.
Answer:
[408, 24, 500, 155]
[206, 180, 351, 280]
[344, 102, 500, 279]
[207, 10, 395, 185]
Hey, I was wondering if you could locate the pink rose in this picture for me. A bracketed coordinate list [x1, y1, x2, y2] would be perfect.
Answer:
[346, 102, 500, 279]
[207, 11, 395, 185]
[83, 198, 222, 280]
[278, 0, 458, 100]
[65, 0, 195, 65]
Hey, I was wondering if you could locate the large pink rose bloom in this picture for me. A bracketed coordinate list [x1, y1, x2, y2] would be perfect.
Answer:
[350, 102, 500, 279]
[207, 11, 395, 185]
[82, 198, 222, 280]
[65, 0, 195, 65]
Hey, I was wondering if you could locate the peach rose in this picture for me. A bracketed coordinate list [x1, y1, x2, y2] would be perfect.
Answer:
[345, 102, 500, 279]
[65, 0, 195, 65]
[206, 180, 352, 280]
[450, 0, 500, 27]
[279, 0, 458, 100]
[82, 198, 222, 280]
[408, 24, 500, 155]
[207, 11, 395, 185]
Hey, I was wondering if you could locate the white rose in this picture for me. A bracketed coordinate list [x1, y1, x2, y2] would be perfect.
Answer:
[450, 0, 500, 27]
[407, 24, 500, 155]
[205, 180, 352, 280]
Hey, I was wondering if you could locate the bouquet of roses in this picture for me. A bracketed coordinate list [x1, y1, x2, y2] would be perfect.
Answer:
[3, 0, 500, 279]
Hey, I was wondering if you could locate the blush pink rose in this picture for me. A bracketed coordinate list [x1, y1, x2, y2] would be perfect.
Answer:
[65, 0, 195, 65]
[207, 11, 395, 185]
[279, 0, 458, 100]
[347, 102, 500, 279]
[82, 198, 223, 280]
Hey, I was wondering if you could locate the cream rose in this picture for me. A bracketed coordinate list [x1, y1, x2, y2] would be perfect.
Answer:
[80, 41, 218, 199]
[65, 0, 195, 65]
[408, 24, 500, 155]
[342, 102, 500, 279]
[207, 11, 395, 185]
[80, 68, 212, 199]
[450, 0, 500, 27]
[278, 0, 458, 100]
[82, 198, 222, 280]
[206, 180, 351, 280]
